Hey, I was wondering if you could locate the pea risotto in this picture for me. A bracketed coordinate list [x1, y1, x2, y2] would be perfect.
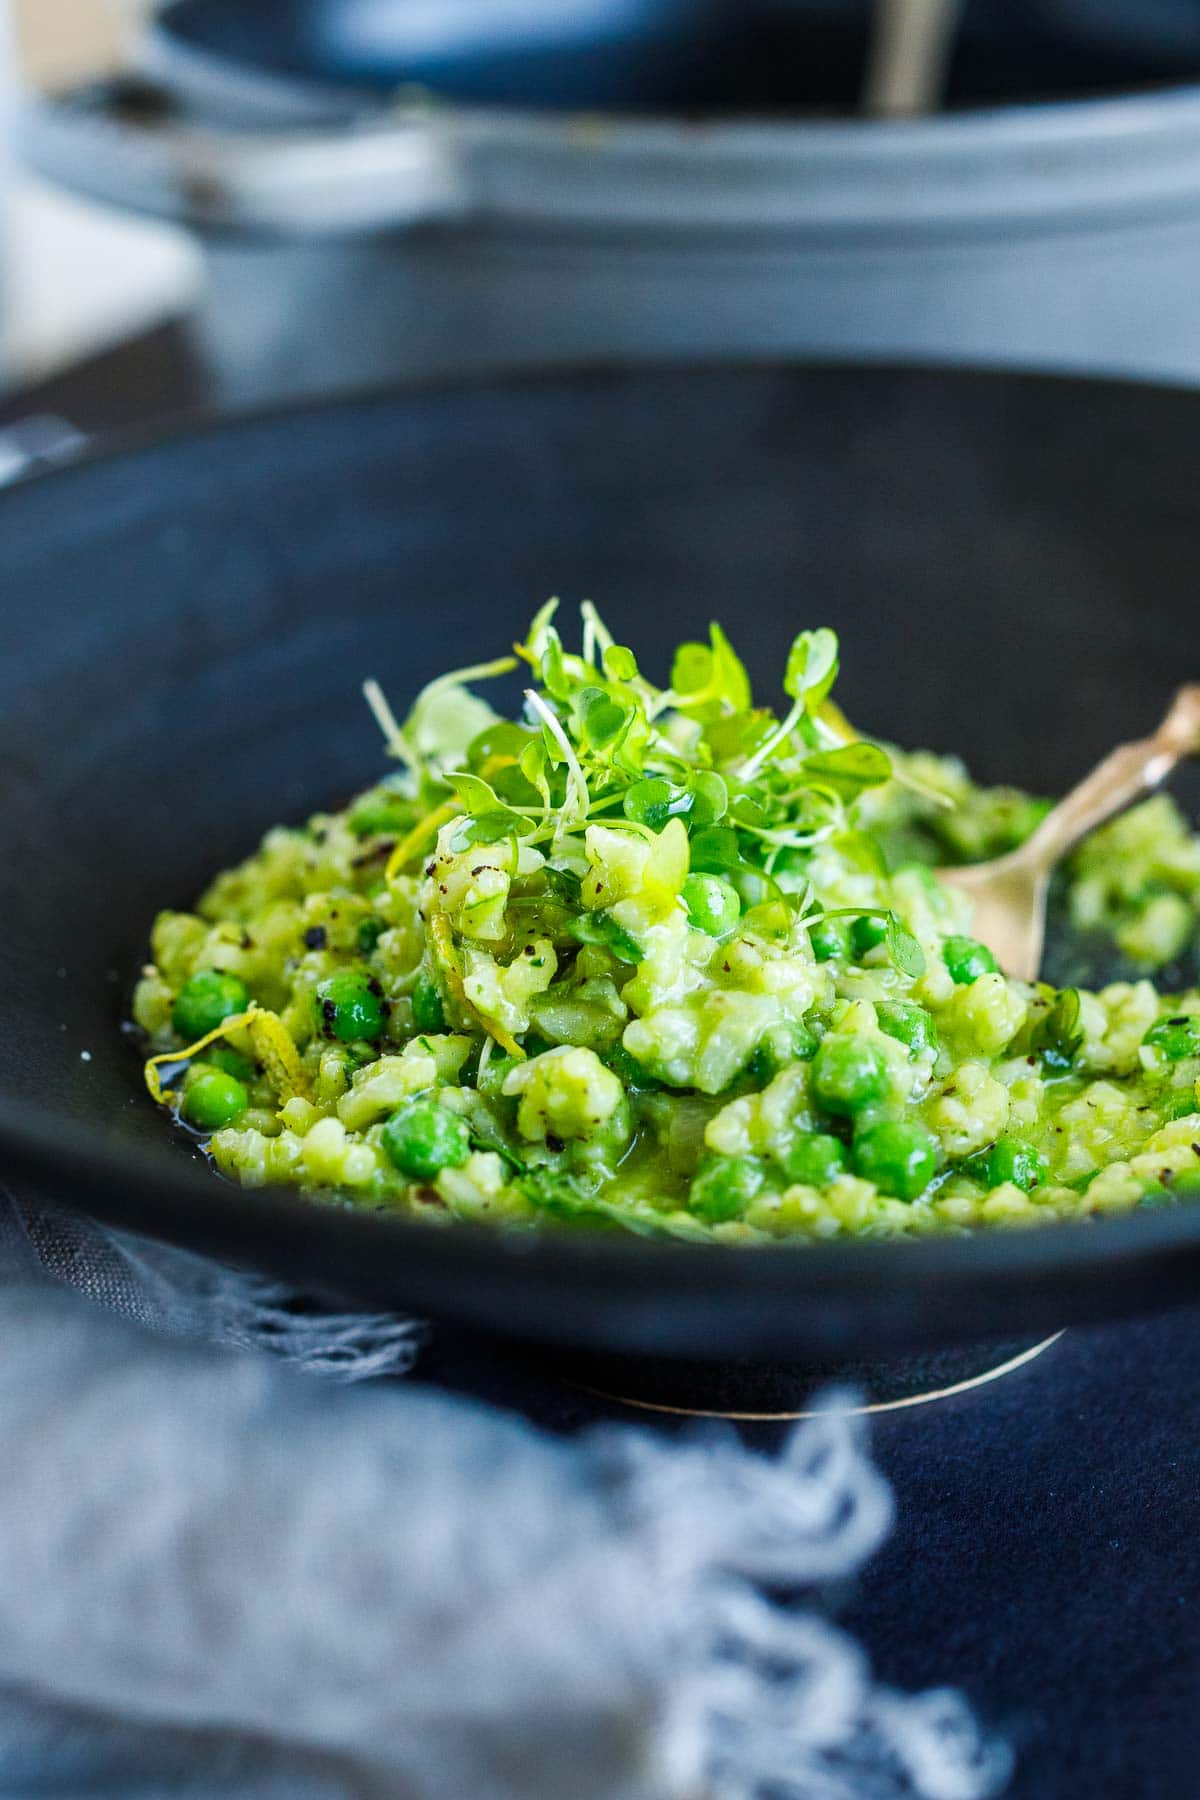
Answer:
[135, 606, 1200, 1243]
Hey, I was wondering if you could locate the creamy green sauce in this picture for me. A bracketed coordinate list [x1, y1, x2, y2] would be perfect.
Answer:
[135, 606, 1200, 1242]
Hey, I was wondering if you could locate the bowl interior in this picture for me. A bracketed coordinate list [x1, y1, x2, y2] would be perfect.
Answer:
[158, 0, 1200, 113]
[5, 361, 1200, 1355]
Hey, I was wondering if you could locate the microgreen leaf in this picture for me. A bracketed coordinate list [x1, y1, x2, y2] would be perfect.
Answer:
[446, 771, 534, 843]
[448, 771, 508, 815]
[574, 686, 628, 751]
[540, 629, 571, 702]
[729, 792, 768, 830]
[602, 643, 638, 682]
[833, 828, 889, 879]
[467, 720, 537, 771]
[885, 913, 927, 979]
[801, 742, 892, 800]
[519, 738, 548, 789]
[623, 777, 694, 831]
[455, 812, 527, 848]
[687, 771, 728, 826]
[520, 598, 560, 665]
[784, 629, 840, 708]
[670, 623, 752, 721]
[688, 825, 742, 875]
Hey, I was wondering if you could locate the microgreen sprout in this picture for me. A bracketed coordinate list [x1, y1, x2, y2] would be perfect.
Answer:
[364, 603, 919, 913]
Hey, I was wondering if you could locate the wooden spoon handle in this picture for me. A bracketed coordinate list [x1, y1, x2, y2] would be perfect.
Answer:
[861, 0, 962, 115]
[1018, 684, 1200, 877]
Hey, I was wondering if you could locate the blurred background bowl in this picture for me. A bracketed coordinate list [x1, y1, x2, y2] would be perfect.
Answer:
[16, 0, 1200, 405]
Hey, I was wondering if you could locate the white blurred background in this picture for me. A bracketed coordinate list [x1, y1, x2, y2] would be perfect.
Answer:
[1, 0, 198, 384]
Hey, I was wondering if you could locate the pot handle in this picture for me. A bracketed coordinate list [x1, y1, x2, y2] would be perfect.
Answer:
[17, 80, 471, 237]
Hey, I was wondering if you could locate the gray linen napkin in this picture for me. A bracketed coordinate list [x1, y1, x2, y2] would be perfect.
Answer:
[0, 1189, 1010, 1799]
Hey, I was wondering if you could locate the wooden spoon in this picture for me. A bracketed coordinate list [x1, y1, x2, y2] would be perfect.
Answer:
[937, 686, 1200, 982]
[861, 0, 963, 116]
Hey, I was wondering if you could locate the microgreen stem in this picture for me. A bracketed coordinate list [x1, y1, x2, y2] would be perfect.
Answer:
[738, 697, 806, 781]
[363, 679, 415, 770]
[525, 689, 590, 840]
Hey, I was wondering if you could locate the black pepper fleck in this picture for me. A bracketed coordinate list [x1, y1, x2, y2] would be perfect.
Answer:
[303, 926, 327, 951]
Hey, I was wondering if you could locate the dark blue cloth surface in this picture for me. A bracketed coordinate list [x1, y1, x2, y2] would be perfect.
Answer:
[425, 1304, 1200, 1799]
[856, 1309, 1200, 1799]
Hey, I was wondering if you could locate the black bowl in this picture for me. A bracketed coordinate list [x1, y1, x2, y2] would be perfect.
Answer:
[4, 360, 1200, 1365]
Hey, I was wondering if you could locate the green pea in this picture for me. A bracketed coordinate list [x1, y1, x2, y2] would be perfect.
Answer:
[681, 872, 741, 938]
[182, 1066, 248, 1131]
[970, 1137, 1048, 1194]
[172, 970, 249, 1041]
[314, 967, 385, 1043]
[876, 1001, 938, 1059]
[202, 1045, 256, 1083]
[778, 1132, 847, 1189]
[381, 1098, 472, 1180]
[348, 792, 413, 837]
[850, 914, 887, 958]
[357, 918, 385, 955]
[811, 1035, 889, 1116]
[852, 1119, 939, 1201]
[750, 1019, 819, 1081]
[412, 970, 447, 1035]
[942, 935, 999, 985]
[808, 917, 854, 963]
[1143, 1015, 1200, 1062]
[687, 1153, 767, 1223]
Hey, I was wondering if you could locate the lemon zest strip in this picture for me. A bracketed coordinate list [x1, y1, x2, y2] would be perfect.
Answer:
[385, 799, 461, 885]
[144, 1009, 256, 1107]
[144, 1004, 308, 1108]
[247, 1008, 308, 1102]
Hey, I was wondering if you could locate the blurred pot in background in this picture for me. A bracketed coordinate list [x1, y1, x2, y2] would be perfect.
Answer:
[3, 0, 198, 391]
[19, 0, 1200, 404]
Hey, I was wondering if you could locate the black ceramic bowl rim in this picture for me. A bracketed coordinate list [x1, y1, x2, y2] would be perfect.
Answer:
[4, 1081, 1200, 1359]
